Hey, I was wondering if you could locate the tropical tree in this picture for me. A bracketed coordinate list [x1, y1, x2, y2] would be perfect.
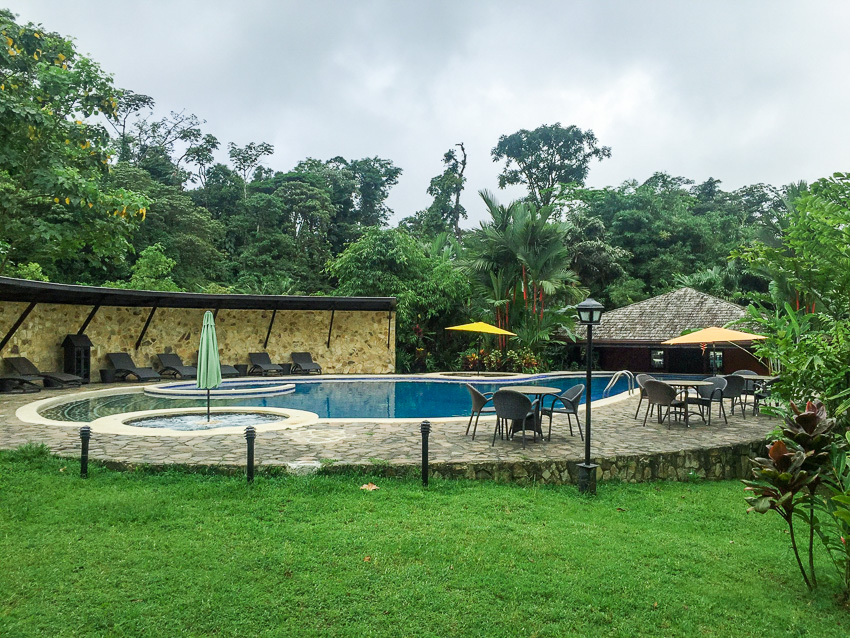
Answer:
[462, 191, 586, 352]
[228, 141, 274, 198]
[0, 9, 148, 280]
[103, 243, 181, 292]
[328, 227, 470, 371]
[107, 163, 225, 289]
[583, 172, 760, 298]
[732, 173, 850, 417]
[491, 123, 611, 207]
[105, 90, 154, 163]
[554, 187, 629, 298]
[403, 144, 467, 239]
[347, 156, 402, 226]
[736, 173, 850, 318]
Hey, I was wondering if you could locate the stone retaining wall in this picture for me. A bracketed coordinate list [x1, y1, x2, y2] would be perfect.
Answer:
[0, 301, 395, 376]
[322, 440, 763, 485]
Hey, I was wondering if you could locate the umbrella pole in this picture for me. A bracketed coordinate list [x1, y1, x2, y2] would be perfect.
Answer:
[207, 389, 210, 422]
[478, 335, 482, 376]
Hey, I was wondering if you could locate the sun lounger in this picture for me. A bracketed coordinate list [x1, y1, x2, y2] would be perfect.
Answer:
[291, 352, 322, 374]
[157, 353, 197, 379]
[5, 356, 84, 387]
[192, 351, 239, 378]
[107, 353, 162, 382]
[248, 352, 285, 376]
[220, 364, 240, 378]
[0, 375, 41, 394]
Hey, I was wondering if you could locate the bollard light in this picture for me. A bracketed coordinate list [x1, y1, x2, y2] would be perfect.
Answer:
[576, 298, 604, 495]
[420, 420, 431, 487]
[244, 426, 256, 484]
[79, 426, 91, 479]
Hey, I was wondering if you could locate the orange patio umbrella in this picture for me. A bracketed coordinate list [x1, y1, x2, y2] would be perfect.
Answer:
[447, 322, 516, 375]
[662, 327, 766, 374]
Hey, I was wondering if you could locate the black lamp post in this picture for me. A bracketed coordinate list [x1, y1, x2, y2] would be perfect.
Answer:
[576, 297, 604, 494]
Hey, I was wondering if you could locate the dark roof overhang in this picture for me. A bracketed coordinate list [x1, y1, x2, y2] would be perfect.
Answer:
[0, 277, 396, 312]
[573, 339, 757, 347]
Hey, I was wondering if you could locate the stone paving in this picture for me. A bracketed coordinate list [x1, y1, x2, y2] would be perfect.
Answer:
[0, 383, 775, 476]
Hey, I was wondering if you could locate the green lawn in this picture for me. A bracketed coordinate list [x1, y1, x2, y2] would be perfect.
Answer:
[1, 445, 847, 637]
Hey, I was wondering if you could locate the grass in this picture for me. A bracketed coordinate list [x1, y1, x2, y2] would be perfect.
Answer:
[1, 444, 848, 637]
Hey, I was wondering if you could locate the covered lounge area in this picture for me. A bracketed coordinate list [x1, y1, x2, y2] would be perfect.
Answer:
[0, 276, 396, 380]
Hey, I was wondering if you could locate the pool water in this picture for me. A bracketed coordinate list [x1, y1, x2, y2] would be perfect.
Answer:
[126, 412, 281, 431]
[41, 375, 632, 422]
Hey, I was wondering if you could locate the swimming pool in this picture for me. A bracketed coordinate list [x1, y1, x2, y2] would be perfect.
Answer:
[39, 374, 633, 422]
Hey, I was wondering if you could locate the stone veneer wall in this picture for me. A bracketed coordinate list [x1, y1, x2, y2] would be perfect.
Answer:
[323, 441, 763, 485]
[0, 301, 395, 377]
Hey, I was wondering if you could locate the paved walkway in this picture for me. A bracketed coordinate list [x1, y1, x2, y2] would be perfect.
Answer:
[0, 384, 775, 472]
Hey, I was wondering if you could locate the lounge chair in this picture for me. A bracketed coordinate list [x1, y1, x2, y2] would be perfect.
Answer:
[157, 353, 197, 379]
[0, 375, 41, 394]
[192, 352, 239, 378]
[220, 364, 240, 378]
[291, 352, 322, 374]
[5, 356, 84, 388]
[248, 352, 285, 376]
[107, 353, 162, 382]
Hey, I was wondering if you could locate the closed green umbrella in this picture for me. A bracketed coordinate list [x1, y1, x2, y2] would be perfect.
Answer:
[197, 310, 222, 421]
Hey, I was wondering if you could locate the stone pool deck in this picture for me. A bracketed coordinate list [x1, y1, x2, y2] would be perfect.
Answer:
[0, 384, 776, 484]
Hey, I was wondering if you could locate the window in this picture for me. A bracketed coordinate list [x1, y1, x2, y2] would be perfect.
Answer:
[650, 349, 665, 370]
[709, 350, 723, 373]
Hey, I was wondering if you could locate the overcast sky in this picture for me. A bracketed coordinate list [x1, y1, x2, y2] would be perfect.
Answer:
[9, 1, 850, 226]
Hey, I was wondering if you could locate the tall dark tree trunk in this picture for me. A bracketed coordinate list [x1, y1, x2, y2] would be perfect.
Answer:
[452, 142, 467, 240]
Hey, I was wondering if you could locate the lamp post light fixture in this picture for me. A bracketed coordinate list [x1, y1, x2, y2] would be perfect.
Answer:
[576, 297, 604, 494]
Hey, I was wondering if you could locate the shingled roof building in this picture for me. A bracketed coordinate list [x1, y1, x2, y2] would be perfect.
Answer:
[576, 287, 767, 374]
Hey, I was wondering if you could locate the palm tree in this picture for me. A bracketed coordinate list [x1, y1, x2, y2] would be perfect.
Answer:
[461, 191, 586, 351]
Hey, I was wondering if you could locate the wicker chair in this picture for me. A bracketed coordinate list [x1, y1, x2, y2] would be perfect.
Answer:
[465, 384, 495, 440]
[642, 379, 688, 428]
[492, 389, 540, 448]
[722, 374, 748, 418]
[732, 369, 758, 402]
[753, 378, 777, 414]
[685, 376, 727, 426]
[540, 384, 584, 441]
[634, 373, 655, 419]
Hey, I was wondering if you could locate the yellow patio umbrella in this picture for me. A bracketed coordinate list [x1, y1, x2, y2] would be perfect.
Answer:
[446, 321, 516, 336]
[447, 322, 516, 375]
[662, 327, 765, 374]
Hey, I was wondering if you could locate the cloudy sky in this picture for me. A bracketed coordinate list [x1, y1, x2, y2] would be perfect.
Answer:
[9, 1, 850, 225]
